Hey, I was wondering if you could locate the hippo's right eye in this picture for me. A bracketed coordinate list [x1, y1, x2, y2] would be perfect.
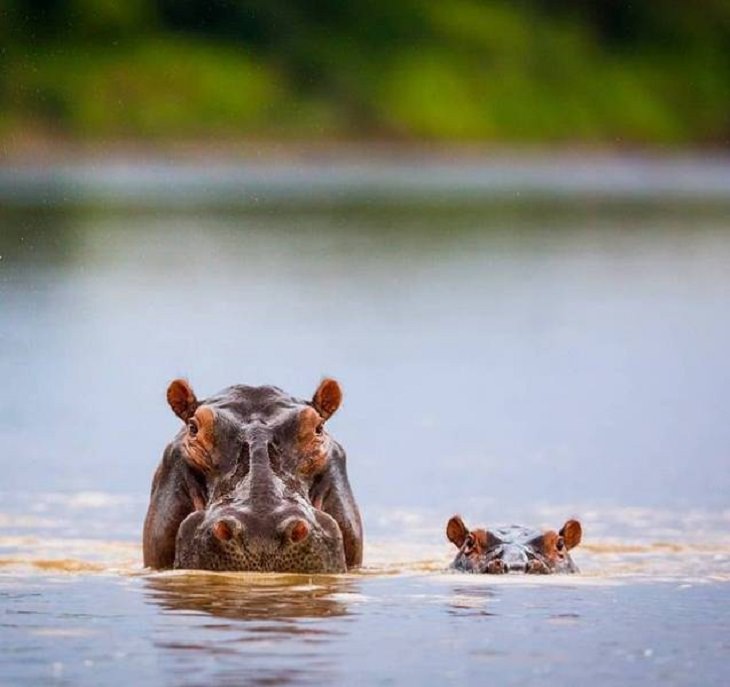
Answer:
[187, 419, 199, 437]
[464, 535, 475, 551]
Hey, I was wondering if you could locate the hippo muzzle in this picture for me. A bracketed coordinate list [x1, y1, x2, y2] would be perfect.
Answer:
[174, 502, 346, 573]
[499, 544, 531, 573]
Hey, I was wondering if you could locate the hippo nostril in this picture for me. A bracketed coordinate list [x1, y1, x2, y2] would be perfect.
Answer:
[212, 518, 241, 542]
[212, 521, 233, 541]
[499, 545, 530, 573]
[285, 519, 310, 545]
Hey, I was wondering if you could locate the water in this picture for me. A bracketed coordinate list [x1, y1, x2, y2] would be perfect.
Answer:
[1, 160, 729, 685]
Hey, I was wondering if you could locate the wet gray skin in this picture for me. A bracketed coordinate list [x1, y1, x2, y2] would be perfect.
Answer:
[446, 516, 583, 574]
[143, 379, 363, 574]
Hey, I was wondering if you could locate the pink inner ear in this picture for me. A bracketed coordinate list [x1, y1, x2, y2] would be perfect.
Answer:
[446, 516, 468, 547]
[167, 379, 198, 421]
[560, 520, 583, 549]
[313, 378, 342, 420]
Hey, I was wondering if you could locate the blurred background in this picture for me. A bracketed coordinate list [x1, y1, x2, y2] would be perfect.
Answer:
[2, 8, 730, 686]
[1, 0, 729, 146]
[1, 1, 729, 535]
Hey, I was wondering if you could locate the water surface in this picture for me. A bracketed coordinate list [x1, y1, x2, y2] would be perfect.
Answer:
[1, 163, 729, 684]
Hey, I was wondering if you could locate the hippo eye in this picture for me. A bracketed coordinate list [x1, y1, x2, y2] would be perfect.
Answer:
[556, 538, 565, 552]
[315, 423, 324, 436]
[464, 535, 475, 551]
[187, 419, 199, 437]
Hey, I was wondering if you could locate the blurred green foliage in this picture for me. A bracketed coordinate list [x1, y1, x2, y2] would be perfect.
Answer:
[1, 0, 728, 143]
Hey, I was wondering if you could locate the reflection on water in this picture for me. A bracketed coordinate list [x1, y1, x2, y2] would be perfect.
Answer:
[2, 490, 726, 685]
[141, 574, 358, 686]
[3, 569, 728, 687]
[447, 585, 500, 618]
[2, 174, 730, 685]
[145, 572, 356, 622]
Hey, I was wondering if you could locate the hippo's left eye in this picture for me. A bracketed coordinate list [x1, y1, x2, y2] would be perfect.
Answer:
[187, 419, 199, 437]
[315, 423, 324, 436]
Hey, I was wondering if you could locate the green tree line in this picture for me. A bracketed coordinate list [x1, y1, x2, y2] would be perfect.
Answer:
[1, 0, 729, 143]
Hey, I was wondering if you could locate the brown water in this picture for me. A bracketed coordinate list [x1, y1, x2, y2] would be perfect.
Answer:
[2, 491, 729, 687]
[1, 496, 729, 687]
[1, 165, 729, 685]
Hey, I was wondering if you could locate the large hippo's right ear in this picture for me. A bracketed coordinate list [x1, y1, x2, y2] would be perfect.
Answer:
[446, 515, 469, 548]
[312, 378, 342, 421]
[167, 379, 199, 422]
[559, 519, 583, 550]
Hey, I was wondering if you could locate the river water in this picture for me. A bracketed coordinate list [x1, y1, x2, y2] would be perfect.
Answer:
[1, 158, 729, 685]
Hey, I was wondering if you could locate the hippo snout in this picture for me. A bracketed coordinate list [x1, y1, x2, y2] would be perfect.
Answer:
[500, 545, 529, 573]
[206, 509, 312, 549]
[173, 504, 347, 574]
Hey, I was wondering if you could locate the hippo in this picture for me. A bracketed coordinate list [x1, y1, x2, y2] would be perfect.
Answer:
[446, 515, 583, 574]
[143, 378, 363, 573]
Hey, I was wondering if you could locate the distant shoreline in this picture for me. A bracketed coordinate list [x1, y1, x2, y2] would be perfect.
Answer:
[3, 136, 730, 166]
[2, 145, 730, 207]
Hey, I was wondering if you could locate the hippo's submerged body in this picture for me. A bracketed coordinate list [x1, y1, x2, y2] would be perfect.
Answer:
[143, 379, 362, 574]
[447, 516, 583, 574]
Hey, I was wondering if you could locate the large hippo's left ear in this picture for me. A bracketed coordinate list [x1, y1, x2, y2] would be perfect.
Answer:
[559, 519, 583, 550]
[312, 378, 342, 421]
[167, 379, 199, 422]
[446, 515, 469, 548]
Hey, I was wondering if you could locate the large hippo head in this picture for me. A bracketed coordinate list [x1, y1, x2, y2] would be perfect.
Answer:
[143, 379, 363, 574]
[446, 515, 582, 574]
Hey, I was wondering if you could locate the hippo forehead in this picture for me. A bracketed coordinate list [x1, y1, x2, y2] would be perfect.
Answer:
[203, 385, 309, 425]
[491, 525, 545, 547]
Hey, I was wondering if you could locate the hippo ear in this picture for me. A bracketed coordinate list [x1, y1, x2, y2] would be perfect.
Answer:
[312, 378, 342, 421]
[559, 519, 582, 550]
[446, 515, 469, 548]
[167, 379, 199, 422]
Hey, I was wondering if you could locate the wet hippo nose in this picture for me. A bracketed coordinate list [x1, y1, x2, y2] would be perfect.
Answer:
[280, 518, 310, 545]
[209, 511, 311, 548]
[212, 517, 243, 542]
[501, 546, 529, 572]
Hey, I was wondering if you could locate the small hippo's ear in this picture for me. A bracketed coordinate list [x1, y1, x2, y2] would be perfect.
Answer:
[312, 378, 342, 421]
[559, 519, 582, 550]
[166, 379, 199, 422]
[446, 515, 469, 548]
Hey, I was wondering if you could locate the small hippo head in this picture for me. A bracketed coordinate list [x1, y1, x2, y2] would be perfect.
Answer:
[147, 378, 361, 574]
[446, 515, 583, 574]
